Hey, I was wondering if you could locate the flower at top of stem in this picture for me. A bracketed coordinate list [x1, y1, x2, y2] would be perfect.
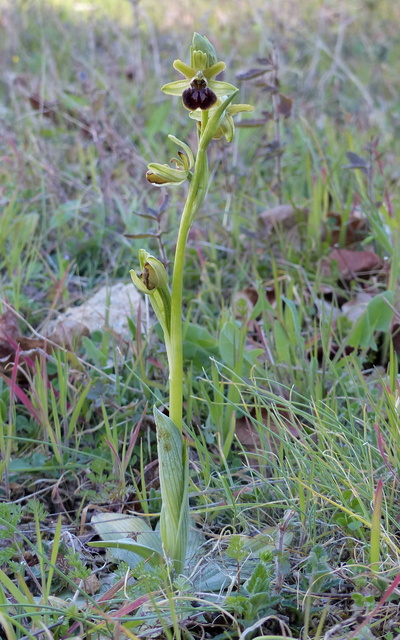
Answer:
[189, 96, 254, 142]
[162, 33, 237, 112]
[146, 135, 194, 187]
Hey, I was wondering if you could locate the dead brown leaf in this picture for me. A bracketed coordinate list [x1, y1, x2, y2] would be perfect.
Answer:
[0, 310, 20, 359]
[235, 415, 261, 451]
[232, 287, 259, 318]
[28, 93, 58, 122]
[392, 322, 400, 355]
[324, 210, 368, 246]
[0, 309, 62, 380]
[321, 248, 384, 280]
[258, 204, 308, 232]
[235, 406, 305, 465]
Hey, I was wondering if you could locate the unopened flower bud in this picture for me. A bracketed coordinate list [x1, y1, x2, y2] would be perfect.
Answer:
[192, 33, 218, 67]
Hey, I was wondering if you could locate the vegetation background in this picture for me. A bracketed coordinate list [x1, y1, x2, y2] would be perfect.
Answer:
[0, 0, 400, 638]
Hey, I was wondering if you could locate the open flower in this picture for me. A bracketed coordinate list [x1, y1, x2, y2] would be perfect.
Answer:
[162, 34, 237, 111]
[189, 97, 254, 142]
[146, 135, 194, 187]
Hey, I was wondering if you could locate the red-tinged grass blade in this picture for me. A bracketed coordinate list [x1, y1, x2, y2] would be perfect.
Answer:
[350, 571, 400, 638]
[105, 438, 120, 465]
[62, 590, 150, 639]
[370, 478, 383, 571]
[1, 355, 42, 426]
[374, 423, 399, 482]
[109, 593, 151, 617]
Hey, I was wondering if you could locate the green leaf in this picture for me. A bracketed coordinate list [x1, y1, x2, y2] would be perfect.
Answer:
[183, 322, 218, 367]
[88, 540, 163, 567]
[82, 337, 107, 367]
[273, 320, 290, 362]
[348, 291, 394, 350]
[219, 321, 262, 376]
[219, 321, 241, 370]
[154, 408, 189, 572]
[90, 512, 164, 568]
[282, 296, 302, 341]
[185, 323, 216, 350]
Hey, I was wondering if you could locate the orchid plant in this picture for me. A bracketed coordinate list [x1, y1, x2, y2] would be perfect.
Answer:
[92, 34, 253, 576]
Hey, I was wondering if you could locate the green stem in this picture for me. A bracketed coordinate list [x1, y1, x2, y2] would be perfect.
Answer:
[169, 127, 209, 430]
[167, 96, 237, 429]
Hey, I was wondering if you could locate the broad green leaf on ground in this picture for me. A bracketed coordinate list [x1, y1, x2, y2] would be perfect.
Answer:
[90, 512, 164, 568]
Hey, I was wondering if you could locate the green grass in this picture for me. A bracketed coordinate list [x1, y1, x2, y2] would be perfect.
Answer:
[0, 0, 400, 638]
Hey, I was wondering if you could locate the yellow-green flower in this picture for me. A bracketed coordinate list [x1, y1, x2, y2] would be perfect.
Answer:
[146, 135, 194, 187]
[189, 97, 254, 142]
[161, 34, 237, 112]
[162, 62, 237, 112]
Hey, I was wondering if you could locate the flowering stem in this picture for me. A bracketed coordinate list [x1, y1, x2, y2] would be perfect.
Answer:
[169, 131, 208, 430]
[168, 95, 238, 430]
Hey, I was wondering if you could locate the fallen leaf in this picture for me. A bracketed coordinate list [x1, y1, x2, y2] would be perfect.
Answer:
[232, 287, 259, 318]
[0, 310, 20, 359]
[236, 406, 305, 464]
[28, 93, 58, 122]
[321, 248, 384, 280]
[392, 322, 400, 355]
[235, 415, 261, 451]
[0, 310, 52, 380]
[324, 209, 368, 246]
[258, 204, 307, 232]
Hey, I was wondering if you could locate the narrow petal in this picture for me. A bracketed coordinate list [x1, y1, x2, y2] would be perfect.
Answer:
[168, 135, 194, 169]
[172, 59, 196, 79]
[130, 269, 150, 294]
[227, 103, 254, 115]
[202, 61, 226, 80]
[220, 115, 235, 142]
